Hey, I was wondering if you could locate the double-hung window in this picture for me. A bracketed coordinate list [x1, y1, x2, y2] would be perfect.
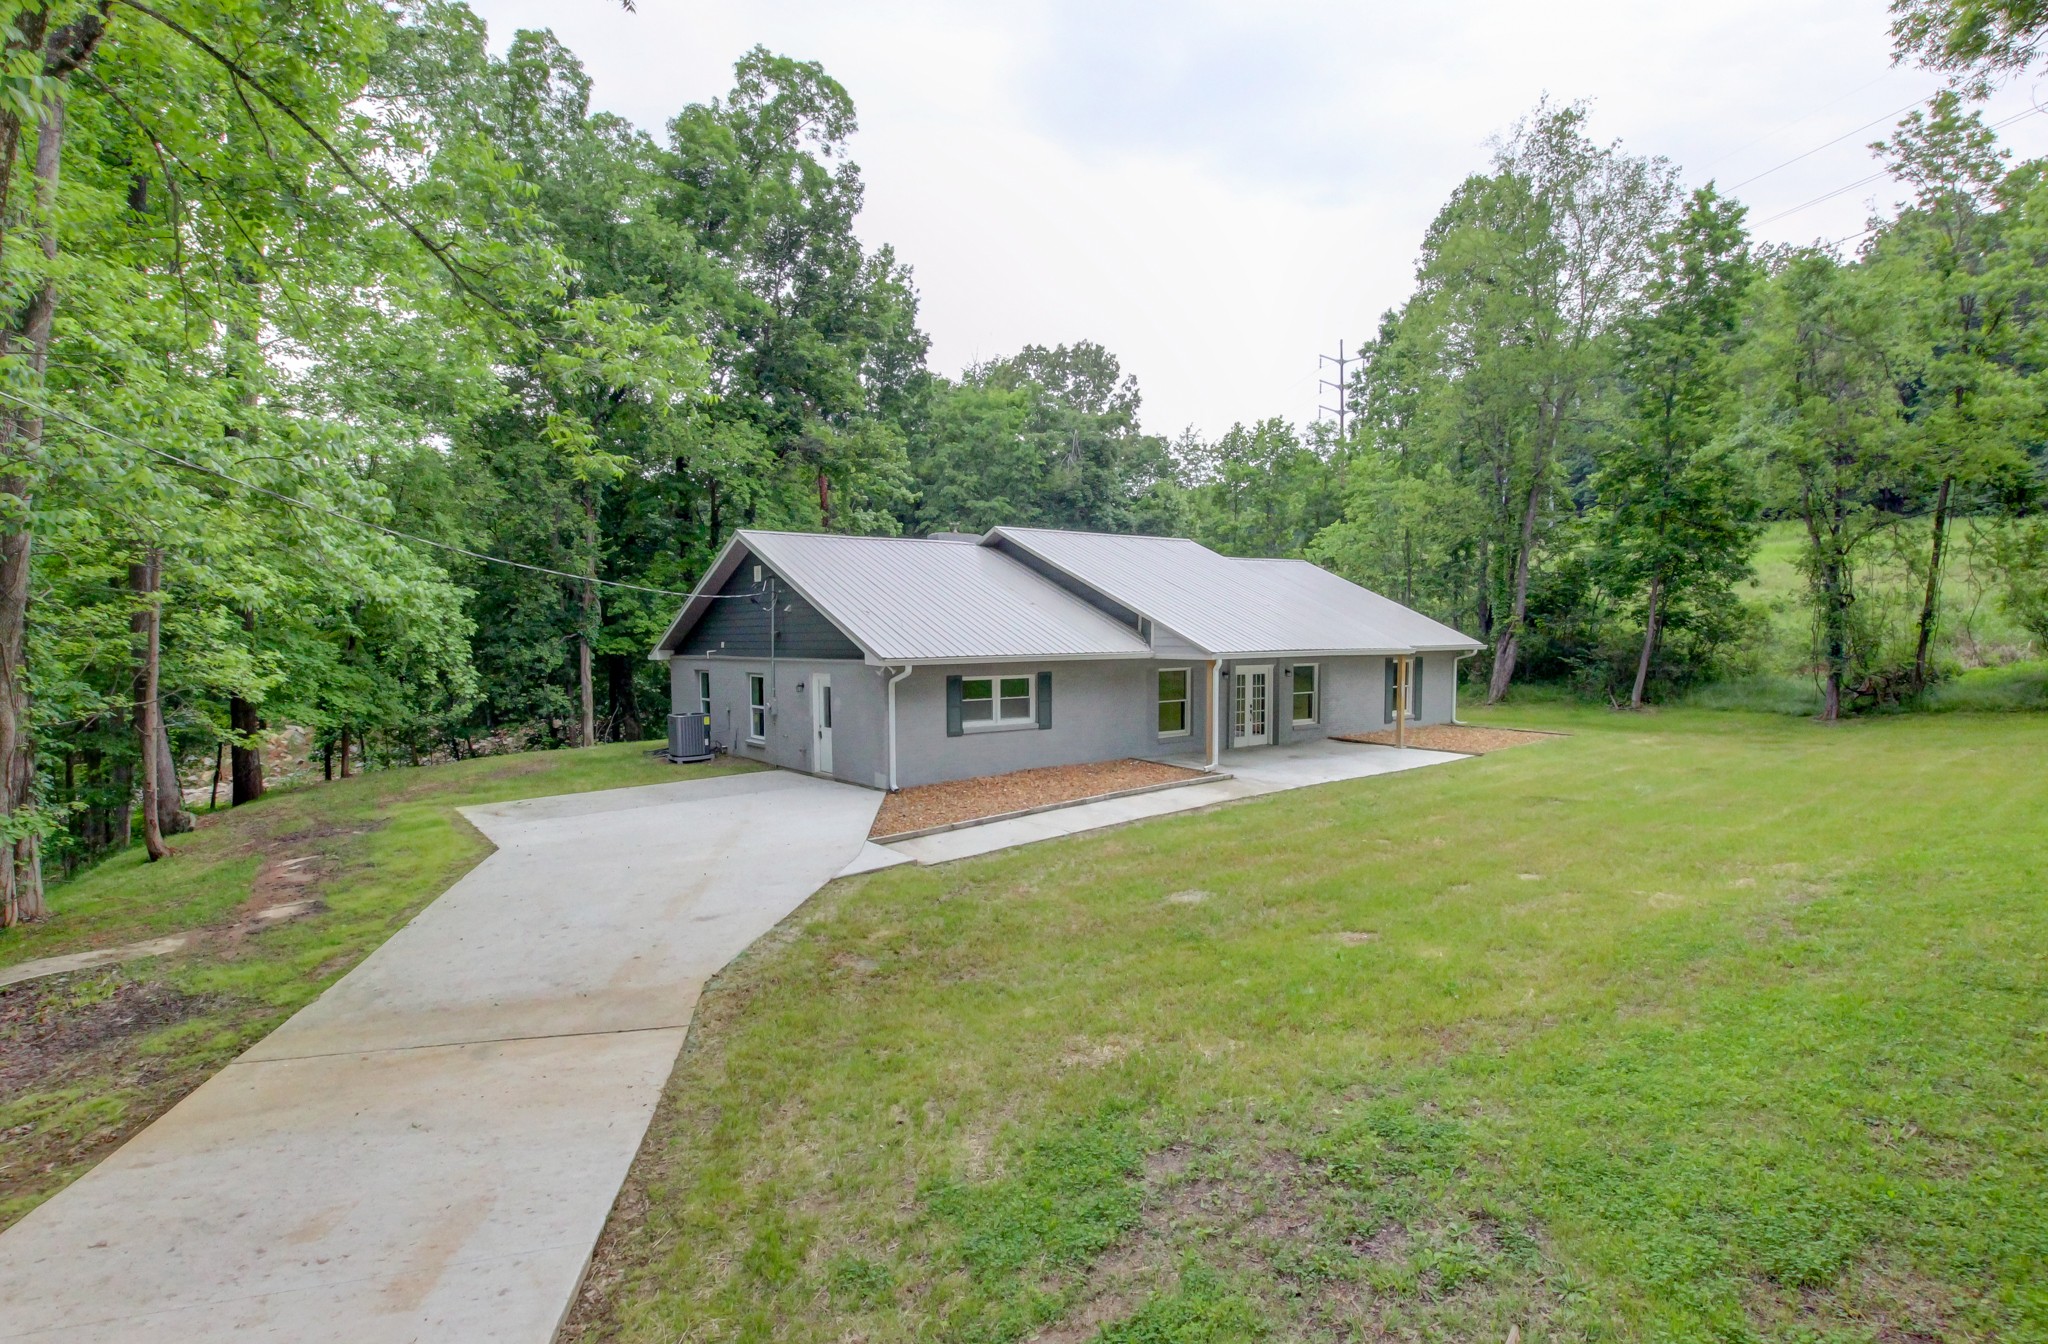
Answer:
[962, 674, 1035, 728]
[747, 673, 767, 742]
[1157, 668, 1190, 736]
[1291, 663, 1319, 725]
[696, 669, 712, 716]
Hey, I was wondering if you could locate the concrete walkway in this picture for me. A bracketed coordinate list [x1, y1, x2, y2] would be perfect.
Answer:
[0, 934, 195, 989]
[0, 769, 881, 1344]
[882, 740, 1466, 866]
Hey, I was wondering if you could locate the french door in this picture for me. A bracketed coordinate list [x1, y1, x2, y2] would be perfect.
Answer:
[1231, 665, 1272, 748]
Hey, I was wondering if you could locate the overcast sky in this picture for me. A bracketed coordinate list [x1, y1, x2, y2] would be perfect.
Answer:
[466, 0, 2048, 440]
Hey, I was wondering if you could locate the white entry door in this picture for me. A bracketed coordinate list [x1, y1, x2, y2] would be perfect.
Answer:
[811, 674, 834, 774]
[1231, 665, 1272, 748]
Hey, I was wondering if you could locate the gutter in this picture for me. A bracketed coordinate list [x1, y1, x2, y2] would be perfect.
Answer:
[886, 663, 914, 791]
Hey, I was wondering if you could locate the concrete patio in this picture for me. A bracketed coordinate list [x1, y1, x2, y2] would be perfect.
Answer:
[875, 738, 1467, 867]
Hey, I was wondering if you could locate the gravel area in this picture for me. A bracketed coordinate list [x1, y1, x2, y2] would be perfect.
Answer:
[871, 758, 1208, 839]
[1334, 724, 1559, 754]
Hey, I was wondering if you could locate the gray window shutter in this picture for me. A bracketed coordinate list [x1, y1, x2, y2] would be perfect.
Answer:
[1385, 659, 1397, 721]
[946, 675, 964, 737]
[1411, 655, 1424, 719]
[1272, 667, 1288, 743]
[1036, 671, 1053, 729]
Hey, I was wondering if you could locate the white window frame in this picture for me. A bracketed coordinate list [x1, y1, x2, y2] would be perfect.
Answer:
[1156, 667, 1191, 738]
[747, 672, 767, 743]
[959, 671, 1037, 732]
[695, 669, 712, 716]
[1291, 662, 1319, 726]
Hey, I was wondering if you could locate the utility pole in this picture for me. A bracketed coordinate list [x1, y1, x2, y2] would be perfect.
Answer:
[1318, 340, 1355, 442]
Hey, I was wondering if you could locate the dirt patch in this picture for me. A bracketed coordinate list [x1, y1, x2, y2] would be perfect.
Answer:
[0, 968, 234, 1227]
[871, 759, 1207, 839]
[1334, 725, 1560, 754]
[0, 972, 217, 1097]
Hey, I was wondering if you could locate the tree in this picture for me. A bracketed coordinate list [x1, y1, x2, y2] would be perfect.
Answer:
[1591, 185, 1760, 708]
[1868, 93, 2039, 690]
[1182, 418, 1342, 558]
[1741, 251, 1914, 721]
[905, 342, 1178, 535]
[1332, 101, 1676, 704]
[1891, 0, 2048, 92]
[0, 0, 112, 923]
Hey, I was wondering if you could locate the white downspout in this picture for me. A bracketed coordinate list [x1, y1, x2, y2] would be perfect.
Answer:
[1206, 660, 1221, 770]
[1451, 649, 1477, 725]
[886, 664, 914, 791]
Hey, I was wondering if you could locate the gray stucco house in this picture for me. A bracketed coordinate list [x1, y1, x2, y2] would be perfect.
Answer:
[649, 527, 1483, 790]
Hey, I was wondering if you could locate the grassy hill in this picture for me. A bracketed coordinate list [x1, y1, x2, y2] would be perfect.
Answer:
[1686, 520, 2042, 715]
[573, 706, 2047, 1344]
[0, 742, 753, 1229]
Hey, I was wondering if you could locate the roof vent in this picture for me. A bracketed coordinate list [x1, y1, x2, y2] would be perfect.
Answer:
[926, 531, 980, 542]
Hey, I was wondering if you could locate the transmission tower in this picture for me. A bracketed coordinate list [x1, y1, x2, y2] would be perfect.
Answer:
[1318, 340, 1355, 442]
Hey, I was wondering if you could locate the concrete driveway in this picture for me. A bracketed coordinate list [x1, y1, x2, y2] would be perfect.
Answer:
[0, 768, 880, 1343]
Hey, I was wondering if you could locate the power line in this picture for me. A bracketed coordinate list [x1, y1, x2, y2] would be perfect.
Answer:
[1755, 170, 1889, 226]
[1698, 71, 1898, 172]
[0, 388, 701, 599]
[1726, 94, 1937, 191]
[1752, 102, 2048, 228]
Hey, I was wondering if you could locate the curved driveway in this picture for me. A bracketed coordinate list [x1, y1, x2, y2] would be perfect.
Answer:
[0, 768, 881, 1343]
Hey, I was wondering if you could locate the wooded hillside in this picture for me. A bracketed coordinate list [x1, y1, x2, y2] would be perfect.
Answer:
[1, 0, 2044, 922]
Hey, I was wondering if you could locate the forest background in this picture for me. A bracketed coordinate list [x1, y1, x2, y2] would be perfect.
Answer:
[1, 0, 2043, 922]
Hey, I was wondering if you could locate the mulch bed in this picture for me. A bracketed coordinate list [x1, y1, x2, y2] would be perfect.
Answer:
[871, 758, 1208, 839]
[1334, 724, 1560, 754]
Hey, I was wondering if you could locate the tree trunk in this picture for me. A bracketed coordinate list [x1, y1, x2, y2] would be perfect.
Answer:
[229, 694, 264, 803]
[229, 610, 264, 806]
[606, 653, 641, 743]
[209, 742, 223, 810]
[322, 741, 332, 782]
[577, 489, 599, 749]
[129, 556, 190, 839]
[1912, 473, 1953, 692]
[132, 556, 169, 860]
[155, 714, 191, 834]
[1630, 575, 1663, 710]
[1486, 468, 1545, 704]
[0, 93, 69, 924]
[1818, 554, 1852, 724]
[577, 634, 596, 748]
[817, 470, 832, 528]
[338, 725, 353, 778]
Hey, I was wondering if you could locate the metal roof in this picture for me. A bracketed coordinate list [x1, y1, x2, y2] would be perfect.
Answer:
[985, 528, 1484, 657]
[654, 529, 1153, 664]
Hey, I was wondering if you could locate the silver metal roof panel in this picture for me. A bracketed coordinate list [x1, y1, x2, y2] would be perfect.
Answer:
[655, 529, 1152, 664]
[985, 528, 1484, 657]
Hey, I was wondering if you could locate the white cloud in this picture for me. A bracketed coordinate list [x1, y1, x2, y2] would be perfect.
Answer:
[466, 0, 2048, 438]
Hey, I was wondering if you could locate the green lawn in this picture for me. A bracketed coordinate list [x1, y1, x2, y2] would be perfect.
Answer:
[0, 741, 754, 1229]
[573, 707, 2047, 1344]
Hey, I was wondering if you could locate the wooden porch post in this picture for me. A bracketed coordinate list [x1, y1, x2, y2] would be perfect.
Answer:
[1396, 657, 1408, 750]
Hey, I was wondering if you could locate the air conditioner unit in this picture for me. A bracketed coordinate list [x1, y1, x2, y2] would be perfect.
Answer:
[667, 712, 713, 763]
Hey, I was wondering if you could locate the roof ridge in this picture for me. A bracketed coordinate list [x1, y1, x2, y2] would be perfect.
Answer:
[990, 525, 1196, 542]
